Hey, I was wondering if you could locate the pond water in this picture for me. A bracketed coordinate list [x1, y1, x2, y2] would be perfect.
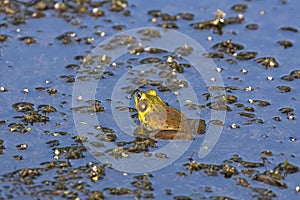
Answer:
[0, 0, 300, 199]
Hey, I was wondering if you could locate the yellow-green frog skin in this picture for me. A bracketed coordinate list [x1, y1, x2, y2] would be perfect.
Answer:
[133, 89, 193, 140]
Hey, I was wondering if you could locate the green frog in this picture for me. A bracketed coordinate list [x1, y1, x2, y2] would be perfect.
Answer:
[133, 89, 205, 140]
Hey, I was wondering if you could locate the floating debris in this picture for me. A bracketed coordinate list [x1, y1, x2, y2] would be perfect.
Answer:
[277, 40, 293, 49]
[16, 144, 28, 150]
[191, 9, 243, 34]
[211, 40, 244, 56]
[12, 102, 34, 112]
[230, 123, 240, 129]
[281, 69, 300, 81]
[21, 111, 49, 125]
[279, 108, 294, 115]
[274, 160, 299, 174]
[71, 100, 105, 113]
[131, 174, 153, 191]
[253, 173, 287, 188]
[104, 187, 132, 195]
[238, 112, 256, 118]
[231, 4, 248, 13]
[0, 0, 300, 199]
[280, 26, 298, 32]
[206, 102, 232, 111]
[175, 44, 193, 56]
[245, 23, 259, 30]
[254, 57, 279, 69]
[203, 52, 224, 59]
[178, 12, 194, 20]
[0, 86, 8, 92]
[184, 160, 238, 178]
[140, 57, 162, 64]
[240, 69, 248, 74]
[8, 123, 28, 133]
[234, 177, 251, 188]
[18, 36, 36, 45]
[277, 85, 291, 93]
[252, 99, 271, 107]
[0, 139, 5, 155]
[37, 105, 57, 114]
[236, 51, 257, 60]
[0, 34, 9, 42]
[173, 196, 192, 200]
[251, 187, 276, 199]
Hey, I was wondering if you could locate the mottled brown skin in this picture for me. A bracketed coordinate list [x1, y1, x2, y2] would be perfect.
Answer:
[133, 89, 193, 140]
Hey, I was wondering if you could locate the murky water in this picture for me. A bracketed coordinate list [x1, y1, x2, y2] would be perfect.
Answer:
[1, 0, 300, 199]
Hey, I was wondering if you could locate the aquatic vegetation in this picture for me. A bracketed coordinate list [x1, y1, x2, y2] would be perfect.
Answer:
[0, 0, 300, 199]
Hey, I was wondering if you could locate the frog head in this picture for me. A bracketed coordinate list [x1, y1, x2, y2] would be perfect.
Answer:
[133, 89, 165, 123]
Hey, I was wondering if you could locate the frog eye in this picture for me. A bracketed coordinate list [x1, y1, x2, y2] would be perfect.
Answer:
[134, 90, 142, 99]
[138, 100, 148, 112]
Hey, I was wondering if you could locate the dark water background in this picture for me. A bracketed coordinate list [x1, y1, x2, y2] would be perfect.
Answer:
[1, 0, 300, 199]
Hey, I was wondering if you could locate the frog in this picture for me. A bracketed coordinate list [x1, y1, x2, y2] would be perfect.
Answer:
[133, 89, 205, 140]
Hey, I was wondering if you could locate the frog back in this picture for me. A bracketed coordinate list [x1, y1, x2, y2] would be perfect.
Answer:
[144, 104, 192, 133]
